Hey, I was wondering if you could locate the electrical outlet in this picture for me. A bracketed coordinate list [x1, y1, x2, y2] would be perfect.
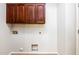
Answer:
[12, 31, 18, 34]
[31, 44, 38, 51]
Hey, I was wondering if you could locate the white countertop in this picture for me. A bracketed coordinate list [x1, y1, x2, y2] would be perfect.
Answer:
[9, 52, 58, 55]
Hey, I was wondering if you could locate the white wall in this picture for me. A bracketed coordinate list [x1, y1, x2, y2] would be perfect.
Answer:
[0, 3, 11, 54]
[9, 3, 58, 53]
[0, 3, 76, 55]
[57, 4, 65, 55]
[65, 4, 76, 55]
[76, 4, 79, 55]
[57, 3, 76, 55]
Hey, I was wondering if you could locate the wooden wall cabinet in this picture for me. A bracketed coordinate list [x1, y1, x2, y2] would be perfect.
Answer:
[6, 3, 45, 24]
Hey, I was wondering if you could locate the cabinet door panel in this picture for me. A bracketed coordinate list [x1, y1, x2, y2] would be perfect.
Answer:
[24, 5, 29, 23]
[16, 4, 29, 23]
[6, 4, 16, 23]
[36, 4, 45, 24]
[16, 5, 25, 23]
[16, 6, 20, 23]
[27, 4, 35, 24]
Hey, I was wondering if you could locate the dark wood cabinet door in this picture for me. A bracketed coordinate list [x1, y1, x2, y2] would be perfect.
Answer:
[16, 4, 28, 23]
[15, 4, 36, 24]
[6, 4, 16, 23]
[26, 4, 35, 24]
[35, 3, 45, 24]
